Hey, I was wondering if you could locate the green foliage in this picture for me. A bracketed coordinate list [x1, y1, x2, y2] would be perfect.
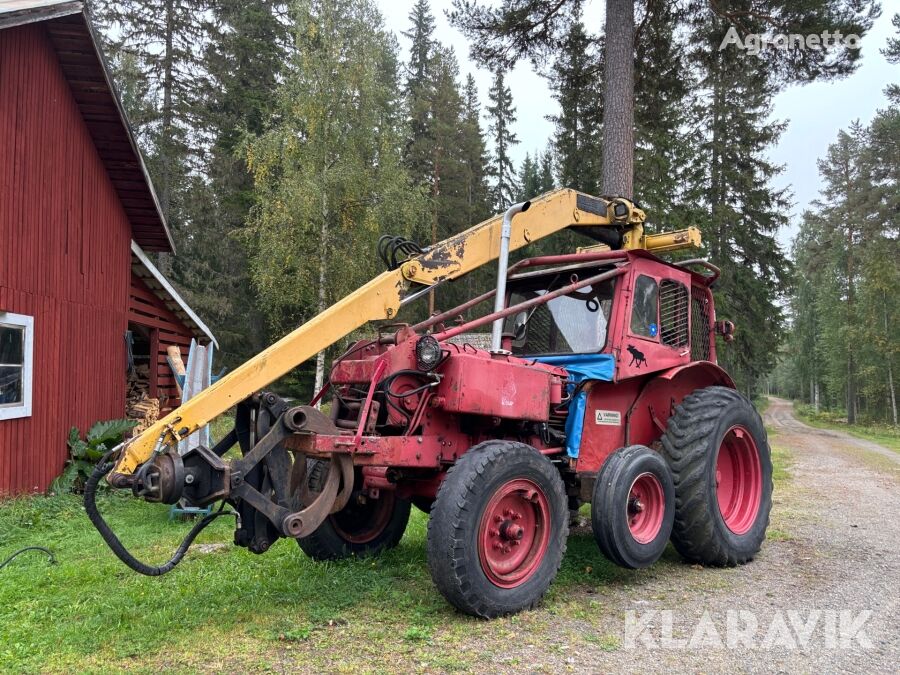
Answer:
[244, 0, 426, 395]
[785, 97, 899, 425]
[794, 404, 900, 453]
[549, 9, 603, 196]
[401, 1, 493, 314]
[52, 419, 138, 494]
[85, 0, 885, 408]
[486, 69, 520, 210]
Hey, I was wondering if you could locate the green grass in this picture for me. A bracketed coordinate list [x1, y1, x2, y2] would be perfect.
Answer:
[771, 444, 792, 485]
[753, 395, 771, 415]
[793, 403, 900, 454]
[0, 420, 800, 672]
[0, 490, 668, 673]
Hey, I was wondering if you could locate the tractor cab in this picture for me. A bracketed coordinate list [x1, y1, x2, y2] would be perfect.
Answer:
[501, 250, 718, 382]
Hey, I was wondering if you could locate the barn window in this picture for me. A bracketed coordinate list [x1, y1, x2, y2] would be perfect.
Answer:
[0, 312, 34, 421]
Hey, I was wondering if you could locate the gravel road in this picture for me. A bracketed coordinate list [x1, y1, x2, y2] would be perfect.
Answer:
[503, 396, 900, 674]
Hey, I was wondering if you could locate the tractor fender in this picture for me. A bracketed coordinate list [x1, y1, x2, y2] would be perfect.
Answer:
[573, 362, 735, 476]
[652, 360, 735, 388]
[624, 361, 735, 448]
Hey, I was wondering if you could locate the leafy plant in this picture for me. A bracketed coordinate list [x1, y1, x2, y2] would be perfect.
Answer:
[51, 419, 137, 494]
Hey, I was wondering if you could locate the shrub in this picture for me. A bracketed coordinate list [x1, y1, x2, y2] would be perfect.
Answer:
[51, 419, 137, 494]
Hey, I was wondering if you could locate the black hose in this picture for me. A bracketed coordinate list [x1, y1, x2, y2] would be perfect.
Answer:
[84, 452, 234, 577]
[0, 546, 56, 571]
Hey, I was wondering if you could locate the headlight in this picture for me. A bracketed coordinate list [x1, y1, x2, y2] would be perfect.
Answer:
[415, 335, 442, 371]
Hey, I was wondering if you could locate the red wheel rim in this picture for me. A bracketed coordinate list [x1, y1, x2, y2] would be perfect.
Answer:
[715, 425, 762, 535]
[478, 479, 551, 588]
[330, 491, 395, 544]
[626, 472, 666, 544]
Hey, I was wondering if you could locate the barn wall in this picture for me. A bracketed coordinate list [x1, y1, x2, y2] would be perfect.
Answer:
[0, 24, 132, 494]
[128, 273, 194, 413]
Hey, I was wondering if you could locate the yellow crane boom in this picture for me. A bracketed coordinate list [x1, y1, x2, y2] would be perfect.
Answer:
[110, 189, 700, 479]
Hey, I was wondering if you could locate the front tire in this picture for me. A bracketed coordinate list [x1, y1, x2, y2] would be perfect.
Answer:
[297, 461, 411, 561]
[427, 441, 568, 618]
[591, 445, 674, 569]
[662, 386, 772, 566]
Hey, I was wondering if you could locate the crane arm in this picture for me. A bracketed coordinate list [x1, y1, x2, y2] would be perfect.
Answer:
[110, 188, 699, 478]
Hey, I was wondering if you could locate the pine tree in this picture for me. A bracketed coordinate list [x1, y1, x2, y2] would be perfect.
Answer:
[632, 1, 693, 230]
[402, 1, 481, 313]
[601, 0, 634, 197]
[168, 0, 288, 369]
[538, 148, 555, 192]
[549, 11, 603, 195]
[460, 73, 492, 227]
[486, 69, 519, 209]
[403, 0, 437, 188]
[517, 153, 539, 201]
[86, 0, 212, 222]
[883, 13, 900, 104]
[689, 15, 792, 394]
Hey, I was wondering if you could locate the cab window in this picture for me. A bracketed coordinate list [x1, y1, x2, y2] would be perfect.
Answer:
[504, 272, 616, 354]
[630, 275, 659, 339]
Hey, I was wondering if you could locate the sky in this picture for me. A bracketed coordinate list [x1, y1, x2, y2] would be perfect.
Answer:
[377, 0, 898, 250]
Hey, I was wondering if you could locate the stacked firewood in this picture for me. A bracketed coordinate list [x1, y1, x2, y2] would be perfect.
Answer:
[127, 365, 159, 436]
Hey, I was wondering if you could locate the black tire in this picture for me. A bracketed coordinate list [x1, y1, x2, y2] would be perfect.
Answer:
[427, 440, 568, 618]
[591, 445, 675, 569]
[297, 460, 411, 561]
[661, 386, 773, 566]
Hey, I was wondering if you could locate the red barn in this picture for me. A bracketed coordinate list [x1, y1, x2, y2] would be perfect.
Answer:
[0, 1, 216, 495]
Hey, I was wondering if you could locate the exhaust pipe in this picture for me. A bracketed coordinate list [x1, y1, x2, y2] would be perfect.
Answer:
[490, 201, 531, 352]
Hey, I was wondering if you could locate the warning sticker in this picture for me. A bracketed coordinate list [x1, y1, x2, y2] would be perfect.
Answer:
[595, 410, 622, 426]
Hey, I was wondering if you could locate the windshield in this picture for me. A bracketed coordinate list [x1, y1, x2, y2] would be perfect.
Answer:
[503, 270, 616, 355]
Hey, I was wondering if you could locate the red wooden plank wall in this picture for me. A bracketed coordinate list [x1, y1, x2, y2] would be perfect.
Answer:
[129, 273, 194, 413]
[0, 24, 132, 495]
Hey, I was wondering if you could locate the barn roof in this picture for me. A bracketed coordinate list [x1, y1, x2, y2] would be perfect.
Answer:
[131, 241, 218, 349]
[0, 0, 175, 253]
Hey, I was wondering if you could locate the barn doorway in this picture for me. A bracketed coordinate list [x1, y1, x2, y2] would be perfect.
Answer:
[125, 323, 159, 434]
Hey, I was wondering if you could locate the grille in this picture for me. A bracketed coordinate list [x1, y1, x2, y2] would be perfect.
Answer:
[691, 288, 711, 361]
[659, 280, 689, 347]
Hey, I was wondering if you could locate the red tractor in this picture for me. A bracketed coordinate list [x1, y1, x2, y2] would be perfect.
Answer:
[87, 190, 772, 618]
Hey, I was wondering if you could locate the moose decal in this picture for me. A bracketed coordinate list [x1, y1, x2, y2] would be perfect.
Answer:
[627, 344, 647, 368]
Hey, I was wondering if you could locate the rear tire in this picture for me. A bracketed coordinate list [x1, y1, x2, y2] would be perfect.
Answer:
[591, 445, 674, 569]
[427, 440, 568, 618]
[297, 460, 411, 561]
[662, 386, 772, 566]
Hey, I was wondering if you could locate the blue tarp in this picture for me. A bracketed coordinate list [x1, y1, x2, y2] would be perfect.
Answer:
[534, 354, 616, 458]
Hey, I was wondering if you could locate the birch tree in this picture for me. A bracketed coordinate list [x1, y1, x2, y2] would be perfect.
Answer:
[245, 0, 424, 398]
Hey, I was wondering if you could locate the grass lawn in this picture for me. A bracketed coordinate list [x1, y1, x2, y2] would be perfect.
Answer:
[0, 431, 794, 673]
[0, 490, 652, 673]
[793, 403, 900, 454]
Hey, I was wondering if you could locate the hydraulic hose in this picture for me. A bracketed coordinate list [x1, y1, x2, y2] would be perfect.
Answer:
[84, 451, 234, 576]
[0, 546, 56, 571]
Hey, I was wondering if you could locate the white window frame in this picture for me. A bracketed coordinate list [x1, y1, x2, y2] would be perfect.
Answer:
[0, 312, 34, 421]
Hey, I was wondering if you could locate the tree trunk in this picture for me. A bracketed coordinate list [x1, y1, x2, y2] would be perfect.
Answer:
[429, 150, 441, 315]
[161, 0, 174, 220]
[314, 185, 329, 405]
[601, 0, 634, 198]
[884, 292, 898, 425]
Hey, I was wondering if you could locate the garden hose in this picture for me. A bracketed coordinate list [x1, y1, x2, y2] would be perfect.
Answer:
[0, 546, 56, 571]
[84, 450, 235, 576]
